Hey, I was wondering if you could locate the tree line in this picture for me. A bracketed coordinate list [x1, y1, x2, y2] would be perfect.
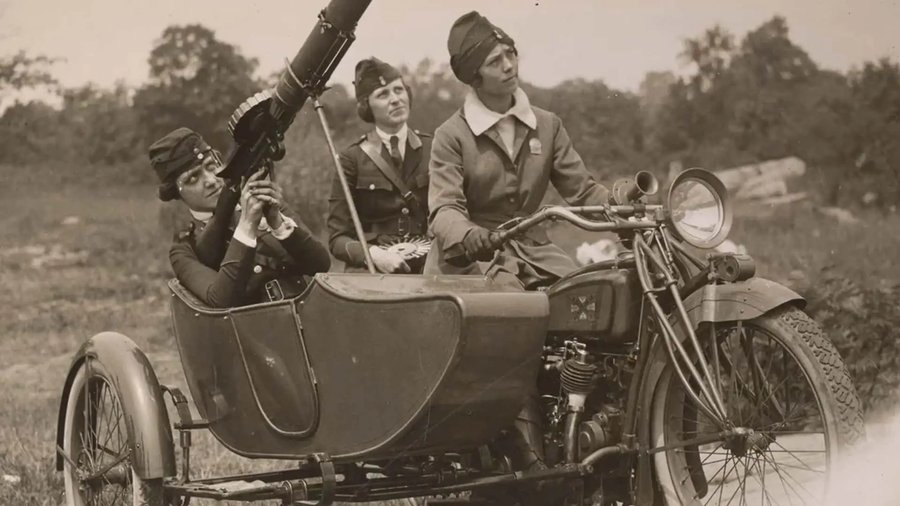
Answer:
[2, 17, 899, 225]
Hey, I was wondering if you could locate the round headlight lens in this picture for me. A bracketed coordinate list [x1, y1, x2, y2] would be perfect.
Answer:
[667, 168, 732, 249]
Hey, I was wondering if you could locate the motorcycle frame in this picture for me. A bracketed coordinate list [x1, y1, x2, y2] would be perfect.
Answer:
[499, 206, 741, 463]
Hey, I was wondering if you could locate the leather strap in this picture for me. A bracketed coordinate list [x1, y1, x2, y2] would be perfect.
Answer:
[359, 138, 427, 219]
[359, 139, 417, 202]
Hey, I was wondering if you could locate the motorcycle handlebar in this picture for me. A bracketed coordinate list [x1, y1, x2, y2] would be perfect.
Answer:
[443, 204, 662, 267]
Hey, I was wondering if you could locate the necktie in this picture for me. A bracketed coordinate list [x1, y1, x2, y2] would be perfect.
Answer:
[389, 135, 403, 172]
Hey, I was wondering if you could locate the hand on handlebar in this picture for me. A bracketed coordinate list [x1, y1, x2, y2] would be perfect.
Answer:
[462, 226, 499, 262]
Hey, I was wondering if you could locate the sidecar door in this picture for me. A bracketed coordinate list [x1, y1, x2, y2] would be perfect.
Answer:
[168, 280, 319, 445]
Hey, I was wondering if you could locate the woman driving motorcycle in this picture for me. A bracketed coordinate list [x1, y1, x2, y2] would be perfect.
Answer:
[425, 11, 610, 289]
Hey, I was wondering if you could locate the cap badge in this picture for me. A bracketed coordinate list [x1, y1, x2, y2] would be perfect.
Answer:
[378, 76, 387, 86]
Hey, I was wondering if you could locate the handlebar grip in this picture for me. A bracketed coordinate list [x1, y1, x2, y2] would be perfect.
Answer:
[443, 231, 506, 267]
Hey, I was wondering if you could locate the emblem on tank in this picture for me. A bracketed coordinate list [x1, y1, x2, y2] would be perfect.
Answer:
[569, 295, 596, 321]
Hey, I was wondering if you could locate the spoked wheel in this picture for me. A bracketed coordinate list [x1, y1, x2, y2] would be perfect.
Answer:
[62, 359, 166, 506]
[651, 306, 865, 505]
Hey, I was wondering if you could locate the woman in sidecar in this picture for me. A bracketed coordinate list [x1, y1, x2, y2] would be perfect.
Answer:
[149, 127, 331, 307]
[327, 57, 433, 274]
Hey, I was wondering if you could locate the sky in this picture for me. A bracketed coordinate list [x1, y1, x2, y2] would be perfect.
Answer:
[1, 0, 899, 94]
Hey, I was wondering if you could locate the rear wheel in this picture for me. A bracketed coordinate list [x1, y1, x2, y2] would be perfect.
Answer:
[651, 306, 865, 505]
[62, 359, 166, 506]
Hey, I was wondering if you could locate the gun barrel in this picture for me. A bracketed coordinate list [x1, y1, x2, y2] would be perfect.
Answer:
[271, 0, 373, 120]
[220, 0, 372, 180]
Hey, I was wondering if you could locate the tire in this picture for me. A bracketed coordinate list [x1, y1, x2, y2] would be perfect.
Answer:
[651, 305, 865, 505]
[62, 359, 167, 506]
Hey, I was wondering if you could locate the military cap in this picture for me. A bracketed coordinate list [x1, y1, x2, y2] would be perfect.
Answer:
[353, 57, 402, 102]
[447, 11, 515, 85]
[148, 127, 211, 201]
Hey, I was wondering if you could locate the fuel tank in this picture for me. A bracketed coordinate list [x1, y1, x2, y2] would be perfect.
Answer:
[546, 265, 642, 342]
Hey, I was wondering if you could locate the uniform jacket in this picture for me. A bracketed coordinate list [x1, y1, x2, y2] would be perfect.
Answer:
[426, 92, 609, 287]
[170, 207, 331, 308]
[327, 128, 432, 270]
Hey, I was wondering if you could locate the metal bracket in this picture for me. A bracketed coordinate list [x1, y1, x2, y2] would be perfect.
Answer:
[293, 453, 335, 505]
[161, 385, 209, 430]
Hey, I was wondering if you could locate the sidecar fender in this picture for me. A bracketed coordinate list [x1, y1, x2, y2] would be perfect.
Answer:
[681, 277, 805, 324]
[55, 332, 176, 479]
[632, 278, 804, 502]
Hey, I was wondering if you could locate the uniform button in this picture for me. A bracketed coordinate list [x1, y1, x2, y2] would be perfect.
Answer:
[253, 265, 263, 274]
[401, 207, 409, 215]
[369, 183, 376, 190]
[508, 196, 516, 203]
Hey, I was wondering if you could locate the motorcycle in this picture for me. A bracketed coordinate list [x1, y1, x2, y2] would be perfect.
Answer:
[54, 165, 866, 505]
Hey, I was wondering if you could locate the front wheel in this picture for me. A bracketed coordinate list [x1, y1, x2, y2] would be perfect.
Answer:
[62, 358, 166, 506]
[651, 305, 865, 505]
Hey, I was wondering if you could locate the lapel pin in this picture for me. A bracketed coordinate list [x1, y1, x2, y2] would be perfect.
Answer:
[529, 138, 542, 155]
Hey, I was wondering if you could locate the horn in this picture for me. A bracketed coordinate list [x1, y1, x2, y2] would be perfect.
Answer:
[626, 171, 659, 201]
[612, 171, 660, 205]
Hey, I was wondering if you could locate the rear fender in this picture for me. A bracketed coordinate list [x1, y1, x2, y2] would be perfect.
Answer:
[632, 277, 804, 502]
[55, 332, 176, 479]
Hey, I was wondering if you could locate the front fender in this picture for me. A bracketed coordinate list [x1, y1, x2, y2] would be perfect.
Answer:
[682, 277, 805, 324]
[632, 277, 804, 502]
[55, 332, 176, 479]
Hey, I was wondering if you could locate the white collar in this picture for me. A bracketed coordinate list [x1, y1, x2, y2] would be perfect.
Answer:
[375, 123, 408, 147]
[189, 202, 242, 225]
[189, 209, 213, 223]
[463, 87, 537, 136]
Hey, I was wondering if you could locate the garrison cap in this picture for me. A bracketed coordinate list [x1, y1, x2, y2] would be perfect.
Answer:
[353, 57, 402, 102]
[148, 128, 211, 201]
[447, 11, 515, 85]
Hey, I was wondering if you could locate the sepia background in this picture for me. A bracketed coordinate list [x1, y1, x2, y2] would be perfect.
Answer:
[1, 0, 899, 503]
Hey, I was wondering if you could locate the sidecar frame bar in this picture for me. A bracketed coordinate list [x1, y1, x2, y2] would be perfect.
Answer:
[162, 460, 608, 504]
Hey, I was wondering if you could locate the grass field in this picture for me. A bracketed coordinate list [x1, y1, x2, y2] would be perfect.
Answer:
[1, 169, 898, 504]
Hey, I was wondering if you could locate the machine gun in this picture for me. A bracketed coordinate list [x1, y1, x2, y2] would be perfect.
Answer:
[219, 0, 371, 181]
[216, 0, 379, 272]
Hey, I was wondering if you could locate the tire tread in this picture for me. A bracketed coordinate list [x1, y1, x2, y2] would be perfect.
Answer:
[774, 305, 866, 445]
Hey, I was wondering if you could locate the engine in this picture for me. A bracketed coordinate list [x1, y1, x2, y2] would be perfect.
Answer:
[539, 339, 631, 465]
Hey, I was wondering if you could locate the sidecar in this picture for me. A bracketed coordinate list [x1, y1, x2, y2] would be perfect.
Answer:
[167, 273, 549, 460]
[55, 272, 549, 503]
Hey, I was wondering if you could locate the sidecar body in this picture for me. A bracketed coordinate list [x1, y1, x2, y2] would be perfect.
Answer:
[168, 273, 549, 461]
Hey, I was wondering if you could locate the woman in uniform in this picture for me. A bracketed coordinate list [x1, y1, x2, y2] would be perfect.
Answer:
[327, 58, 432, 274]
[426, 11, 610, 289]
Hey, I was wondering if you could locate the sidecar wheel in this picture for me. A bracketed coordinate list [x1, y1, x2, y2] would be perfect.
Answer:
[62, 359, 167, 506]
[650, 305, 865, 505]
